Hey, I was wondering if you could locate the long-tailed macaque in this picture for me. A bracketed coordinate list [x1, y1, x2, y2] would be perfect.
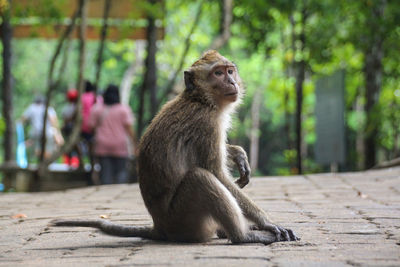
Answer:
[51, 50, 299, 244]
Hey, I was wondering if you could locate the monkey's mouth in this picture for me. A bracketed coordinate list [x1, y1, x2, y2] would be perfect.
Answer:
[225, 92, 237, 96]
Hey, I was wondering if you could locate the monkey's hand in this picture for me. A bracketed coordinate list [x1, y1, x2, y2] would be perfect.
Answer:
[235, 159, 250, 189]
[257, 223, 300, 242]
[227, 145, 251, 188]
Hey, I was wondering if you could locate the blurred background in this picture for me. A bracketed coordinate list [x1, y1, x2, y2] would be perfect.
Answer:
[1, 0, 399, 191]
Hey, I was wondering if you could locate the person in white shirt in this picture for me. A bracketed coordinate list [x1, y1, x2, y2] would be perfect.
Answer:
[21, 95, 63, 160]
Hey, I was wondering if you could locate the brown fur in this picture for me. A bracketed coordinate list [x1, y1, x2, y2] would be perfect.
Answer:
[50, 50, 299, 244]
[138, 50, 298, 243]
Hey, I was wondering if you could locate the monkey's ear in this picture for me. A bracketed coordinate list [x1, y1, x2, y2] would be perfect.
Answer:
[184, 71, 195, 91]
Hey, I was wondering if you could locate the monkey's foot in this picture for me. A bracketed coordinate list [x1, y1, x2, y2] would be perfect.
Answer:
[260, 223, 300, 242]
[231, 230, 276, 245]
[216, 229, 227, 239]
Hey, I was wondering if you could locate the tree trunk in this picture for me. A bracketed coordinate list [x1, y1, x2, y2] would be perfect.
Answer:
[295, 62, 305, 174]
[57, 38, 73, 83]
[39, 8, 80, 165]
[249, 88, 262, 172]
[392, 104, 399, 158]
[58, 0, 88, 156]
[283, 87, 291, 149]
[363, 1, 385, 169]
[138, 1, 158, 136]
[294, 10, 306, 175]
[286, 14, 296, 151]
[1, 0, 14, 163]
[355, 95, 365, 170]
[120, 41, 145, 106]
[364, 49, 383, 169]
[157, 0, 232, 105]
[147, 13, 158, 118]
[37, 0, 86, 180]
[94, 0, 111, 89]
[137, 79, 146, 136]
[209, 0, 233, 50]
[157, 1, 203, 106]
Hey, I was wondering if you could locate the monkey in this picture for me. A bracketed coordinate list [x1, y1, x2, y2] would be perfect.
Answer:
[51, 50, 299, 245]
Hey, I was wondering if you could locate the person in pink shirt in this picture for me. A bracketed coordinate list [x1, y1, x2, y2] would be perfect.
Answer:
[79, 81, 97, 170]
[89, 84, 138, 184]
[81, 81, 96, 143]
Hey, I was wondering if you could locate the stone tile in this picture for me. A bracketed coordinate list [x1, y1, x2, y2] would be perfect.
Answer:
[0, 167, 399, 266]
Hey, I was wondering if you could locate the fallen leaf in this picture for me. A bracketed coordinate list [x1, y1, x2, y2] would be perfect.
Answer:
[11, 213, 27, 219]
[357, 191, 368, 198]
[100, 214, 109, 219]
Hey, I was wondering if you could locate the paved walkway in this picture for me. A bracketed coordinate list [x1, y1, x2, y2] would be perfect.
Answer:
[1, 167, 399, 266]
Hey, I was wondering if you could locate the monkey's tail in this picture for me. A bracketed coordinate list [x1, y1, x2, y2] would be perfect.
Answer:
[50, 219, 154, 239]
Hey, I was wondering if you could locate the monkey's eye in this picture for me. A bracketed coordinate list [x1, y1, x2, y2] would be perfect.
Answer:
[228, 69, 233, 74]
[214, 70, 223, 76]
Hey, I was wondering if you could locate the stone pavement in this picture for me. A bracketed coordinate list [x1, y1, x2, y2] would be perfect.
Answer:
[1, 167, 399, 266]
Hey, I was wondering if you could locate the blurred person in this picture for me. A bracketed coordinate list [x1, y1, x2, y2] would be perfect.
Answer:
[80, 81, 97, 162]
[89, 84, 138, 184]
[61, 88, 80, 168]
[20, 95, 64, 160]
[81, 81, 96, 141]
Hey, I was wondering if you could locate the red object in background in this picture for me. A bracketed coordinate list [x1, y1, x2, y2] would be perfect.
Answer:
[67, 89, 78, 102]
[62, 154, 70, 165]
[63, 154, 80, 168]
[70, 156, 79, 168]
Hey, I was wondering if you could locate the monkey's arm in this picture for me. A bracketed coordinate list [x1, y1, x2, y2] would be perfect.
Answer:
[227, 144, 251, 188]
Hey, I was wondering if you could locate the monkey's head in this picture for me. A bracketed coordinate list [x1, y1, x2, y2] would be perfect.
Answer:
[184, 50, 243, 109]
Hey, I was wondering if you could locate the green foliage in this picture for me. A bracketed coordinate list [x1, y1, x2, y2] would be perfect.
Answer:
[0, 116, 5, 137]
[12, 0, 67, 22]
[2, 0, 400, 175]
[139, 0, 164, 19]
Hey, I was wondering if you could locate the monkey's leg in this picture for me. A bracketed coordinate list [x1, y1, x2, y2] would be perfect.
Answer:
[227, 145, 251, 188]
[167, 168, 276, 245]
[217, 225, 258, 239]
[221, 177, 300, 242]
[50, 219, 156, 239]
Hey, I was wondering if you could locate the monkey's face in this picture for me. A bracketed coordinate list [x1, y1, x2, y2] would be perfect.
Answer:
[184, 50, 243, 108]
[209, 63, 239, 103]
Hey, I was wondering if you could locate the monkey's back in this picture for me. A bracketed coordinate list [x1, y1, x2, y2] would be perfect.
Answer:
[138, 95, 222, 214]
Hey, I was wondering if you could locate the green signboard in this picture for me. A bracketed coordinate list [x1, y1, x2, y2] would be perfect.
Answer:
[315, 70, 346, 166]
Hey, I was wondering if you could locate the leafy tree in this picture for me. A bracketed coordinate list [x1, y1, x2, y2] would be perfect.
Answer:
[1, 0, 13, 163]
[339, 0, 400, 168]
